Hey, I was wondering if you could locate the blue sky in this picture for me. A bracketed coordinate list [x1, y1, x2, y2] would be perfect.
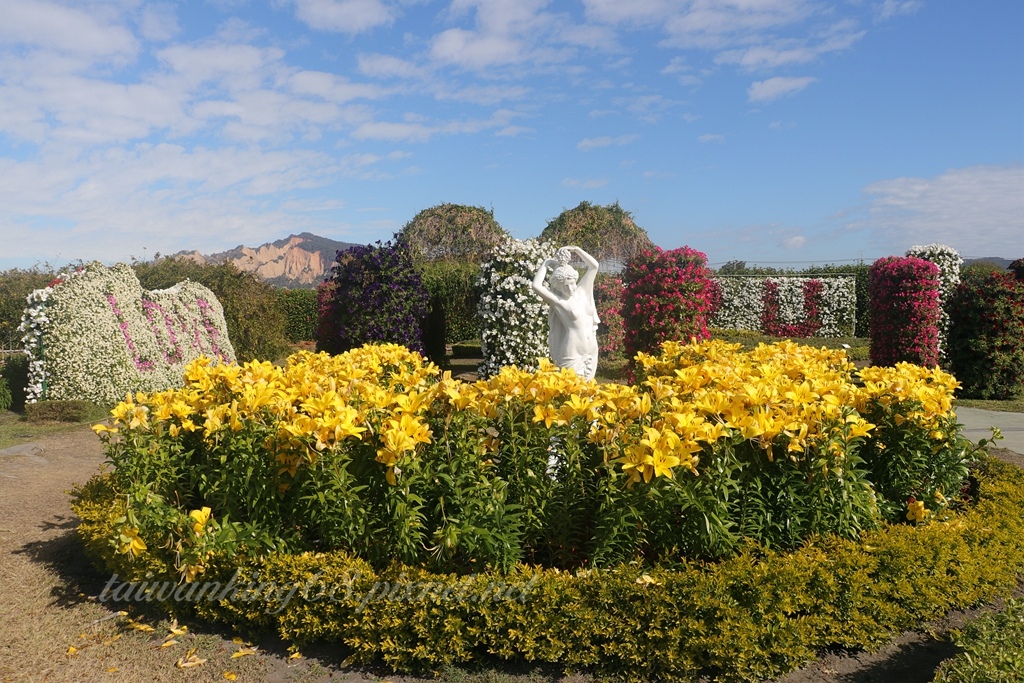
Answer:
[1, 0, 1021, 270]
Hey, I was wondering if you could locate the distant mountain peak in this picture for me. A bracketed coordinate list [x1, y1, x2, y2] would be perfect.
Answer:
[170, 233, 361, 288]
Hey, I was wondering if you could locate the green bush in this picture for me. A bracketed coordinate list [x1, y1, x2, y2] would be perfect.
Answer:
[1, 354, 29, 412]
[395, 203, 508, 265]
[933, 596, 1024, 682]
[72, 456, 1024, 682]
[539, 201, 654, 267]
[0, 376, 11, 412]
[133, 258, 289, 362]
[26, 399, 106, 423]
[947, 269, 1024, 399]
[0, 267, 55, 349]
[277, 288, 318, 342]
[420, 261, 481, 346]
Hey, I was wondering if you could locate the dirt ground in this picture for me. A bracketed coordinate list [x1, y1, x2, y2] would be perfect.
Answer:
[1, 426, 1022, 683]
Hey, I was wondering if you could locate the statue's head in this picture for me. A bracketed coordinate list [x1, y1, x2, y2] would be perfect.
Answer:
[551, 263, 578, 297]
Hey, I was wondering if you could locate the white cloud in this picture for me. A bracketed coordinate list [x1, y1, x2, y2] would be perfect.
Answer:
[716, 22, 865, 71]
[577, 134, 639, 151]
[562, 177, 609, 189]
[137, 3, 181, 42]
[357, 53, 429, 80]
[874, 0, 923, 22]
[783, 235, 806, 249]
[698, 133, 724, 144]
[291, 0, 397, 34]
[0, 0, 138, 59]
[747, 76, 816, 102]
[864, 166, 1024, 256]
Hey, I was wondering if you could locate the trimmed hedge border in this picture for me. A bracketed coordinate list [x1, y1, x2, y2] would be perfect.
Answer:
[74, 455, 1024, 682]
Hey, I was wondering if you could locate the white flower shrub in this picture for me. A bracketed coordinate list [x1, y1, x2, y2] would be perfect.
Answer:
[710, 275, 857, 337]
[477, 237, 555, 378]
[905, 243, 962, 361]
[18, 261, 235, 405]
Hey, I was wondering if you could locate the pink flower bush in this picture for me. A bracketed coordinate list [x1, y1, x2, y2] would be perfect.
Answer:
[621, 246, 718, 365]
[868, 256, 940, 367]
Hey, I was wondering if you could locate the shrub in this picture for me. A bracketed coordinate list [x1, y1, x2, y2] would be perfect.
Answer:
[21, 262, 234, 405]
[317, 242, 429, 356]
[0, 268, 54, 350]
[1010, 258, 1024, 281]
[25, 399, 106, 423]
[420, 261, 481, 346]
[277, 289, 319, 342]
[134, 258, 286, 363]
[947, 269, 1024, 399]
[1, 354, 29, 411]
[477, 238, 555, 378]
[395, 203, 508, 265]
[0, 375, 10, 412]
[905, 244, 963, 362]
[538, 201, 654, 269]
[72, 453, 1024, 683]
[868, 256, 940, 367]
[621, 246, 718, 366]
[933, 596, 1024, 682]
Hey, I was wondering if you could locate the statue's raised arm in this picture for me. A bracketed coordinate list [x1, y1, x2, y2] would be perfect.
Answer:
[531, 246, 600, 380]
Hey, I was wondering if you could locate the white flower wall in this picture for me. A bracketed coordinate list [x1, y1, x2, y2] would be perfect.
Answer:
[710, 275, 857, 337]
[477, 238, 555, 378]
[19, 262, 235, 405]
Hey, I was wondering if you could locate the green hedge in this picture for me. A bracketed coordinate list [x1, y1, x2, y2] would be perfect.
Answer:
[277, 288, 318, 342]
[73, 456, 1024, 682]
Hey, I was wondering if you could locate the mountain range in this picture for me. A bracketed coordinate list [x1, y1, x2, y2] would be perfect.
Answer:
[172, 232, 359, 288]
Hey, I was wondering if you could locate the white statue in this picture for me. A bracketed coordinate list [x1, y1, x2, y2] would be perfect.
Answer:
[532, 246, 600, 380]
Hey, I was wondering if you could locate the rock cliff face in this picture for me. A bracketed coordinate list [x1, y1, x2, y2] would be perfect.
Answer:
[172, 233, 359, 289]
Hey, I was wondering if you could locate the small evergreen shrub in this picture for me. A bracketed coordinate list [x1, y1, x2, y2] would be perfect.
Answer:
[317, 242, 430, 355]
[1, 354, 29, 412]
[26, 399, 106, 423]
[933, 596, 1024, 682]
[277, 289, 318, 342]
[0, 268, 54, 350]
[868, 256, 940, 367]
[0, 375, 11, 412]
[420, 261, 481, 346]
[621, 246, 718, 364]
[947, 269, 1024, 399]
[476, 238, 555, 378]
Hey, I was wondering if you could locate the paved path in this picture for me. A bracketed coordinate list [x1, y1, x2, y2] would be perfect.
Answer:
[955, 407, 1024, 455]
